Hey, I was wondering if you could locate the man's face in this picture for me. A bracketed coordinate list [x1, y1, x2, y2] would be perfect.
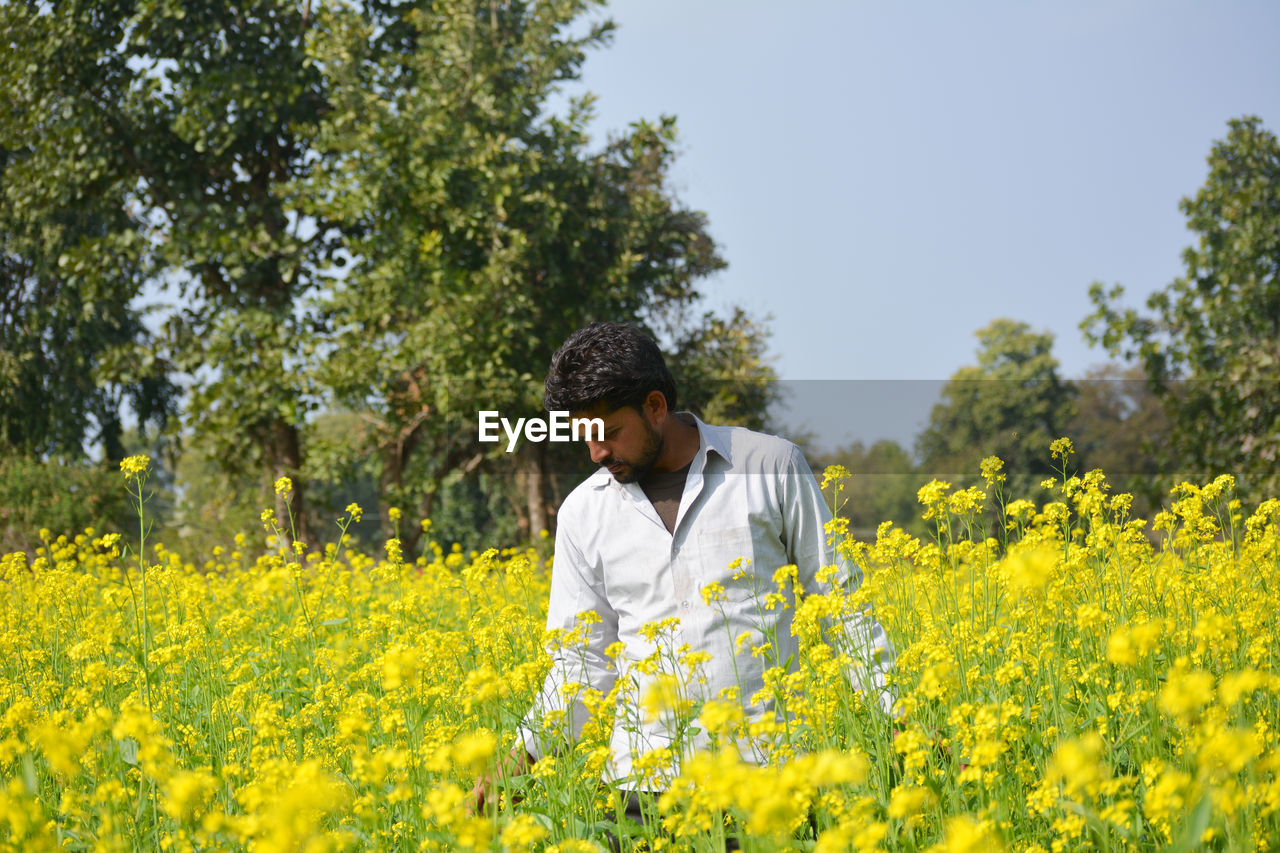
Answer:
[574, 404, 663, 484]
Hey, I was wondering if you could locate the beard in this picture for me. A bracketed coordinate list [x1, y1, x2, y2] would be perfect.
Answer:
[602, 422, 664, 484]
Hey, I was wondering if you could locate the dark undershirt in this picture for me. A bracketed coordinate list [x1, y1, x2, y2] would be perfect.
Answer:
[639, 460, 692, 534]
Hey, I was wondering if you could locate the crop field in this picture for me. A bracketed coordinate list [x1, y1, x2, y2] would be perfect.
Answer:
[2, 447, 1279, 852]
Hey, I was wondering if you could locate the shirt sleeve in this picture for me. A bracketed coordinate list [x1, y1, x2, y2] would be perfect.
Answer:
[780, 444, 898, 717]
[516, 513, 620, 761]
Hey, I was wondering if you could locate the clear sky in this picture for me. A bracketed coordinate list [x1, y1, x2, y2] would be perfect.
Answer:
[557, 1, 1280, 447]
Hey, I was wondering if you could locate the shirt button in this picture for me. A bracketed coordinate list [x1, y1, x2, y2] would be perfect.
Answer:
[681, 600, 690, 608]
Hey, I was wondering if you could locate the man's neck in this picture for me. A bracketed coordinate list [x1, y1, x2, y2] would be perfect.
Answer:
[652, 411, 700, 473]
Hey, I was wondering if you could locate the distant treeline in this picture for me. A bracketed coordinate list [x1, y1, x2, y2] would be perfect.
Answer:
[1, 0, 1275, 555]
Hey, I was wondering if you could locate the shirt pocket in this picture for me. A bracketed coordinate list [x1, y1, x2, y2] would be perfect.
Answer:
[698, 526, 759, 603]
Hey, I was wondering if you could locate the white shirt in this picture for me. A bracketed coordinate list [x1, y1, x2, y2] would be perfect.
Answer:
[517, 413, 895, 786]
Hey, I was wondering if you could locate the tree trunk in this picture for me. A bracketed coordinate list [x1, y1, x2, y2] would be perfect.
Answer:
[401, 483, 439, 558]
[375, 397, 431, 542]
[397, 444, 485, 557]
[379, 438, 409, 544]
[268, 418, 313, 548]
[546, 449, 567, 536]
[523, 442, 548, 538]
[378, 459, 400, 543]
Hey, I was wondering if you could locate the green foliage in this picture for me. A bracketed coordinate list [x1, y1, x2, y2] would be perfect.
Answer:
[812, 439, 927, 540]
[0, 264, 168, 461]
[162, 440, 266, 563]
[300, 411, 381, 550]
[0, 0, 356, 542]
[308, 0, 744, 543]
[1067, 363, 1170, 518]
[0, 143, 171, 461]
[664, 307, 781, 432]
[425, 471, 526, 556]
[0, 0, 776, 552]
[916, 318, 1077, 497]
[0, 457, 134, 553]
[1084, 115, 1280, 500]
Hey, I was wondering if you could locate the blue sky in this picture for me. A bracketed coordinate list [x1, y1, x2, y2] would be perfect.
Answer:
[558, 1, 1280, 446]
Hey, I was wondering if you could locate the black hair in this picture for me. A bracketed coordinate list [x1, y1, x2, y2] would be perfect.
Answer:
[544, 322, 678, 414]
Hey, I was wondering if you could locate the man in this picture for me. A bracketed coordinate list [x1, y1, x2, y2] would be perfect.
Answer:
[472, 322, 894, 820]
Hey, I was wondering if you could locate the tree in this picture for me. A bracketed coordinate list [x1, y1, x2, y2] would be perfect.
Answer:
[664, 307, 781, 432]
[1, 112, 174, 553]
[2, 0, 769, 554]
[0, 215, 170, 464]
[309, 1, 744, 548]
[812, 439, 925, 540]
[0, 143, 171, 462]
[1084, 116, 1280, 500]
[1067, 363, 1169, 515]
[916, 318, 1077, 497]
[1, 0, 345, 544]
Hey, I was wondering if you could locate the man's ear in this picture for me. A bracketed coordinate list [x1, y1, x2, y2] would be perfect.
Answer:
[643, 390, 668, 425]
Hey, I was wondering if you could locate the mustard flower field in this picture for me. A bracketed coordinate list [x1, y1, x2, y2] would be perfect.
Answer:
[3, 445, 1279, 852]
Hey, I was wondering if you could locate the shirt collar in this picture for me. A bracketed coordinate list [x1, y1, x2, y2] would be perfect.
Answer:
[588, 411, 730, 491]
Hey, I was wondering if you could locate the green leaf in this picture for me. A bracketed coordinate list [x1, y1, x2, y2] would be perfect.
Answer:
[117, 737, 139, 767]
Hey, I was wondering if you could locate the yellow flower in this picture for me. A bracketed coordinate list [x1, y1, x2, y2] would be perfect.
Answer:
[120, 454, 150, 477]
[979, 455, 1006, 484]
[698, 699, 743, 737]
[499, 814, 548, 849]
[701, 581, 726, 604]
[1219, 668, 1265, 705]
[1045, 732, 1108, 801]
[1159, 668, 1214, 720]
[772, 563, 799, 591]
[642, 674, 685, 723]
[1002, 544, 1056, 598]
[797, 749, 869, 786]
[928, 815, 1004, 853]
[547, 841, 599, 853]
[917, 479, 952, 519]
[1143, 763, 1196, 840]
[821, 464, 851, 491]
[32, 718, 96, 778]
[450, 730, 497, 776]
[388, 505, 402, 522]
[1106, 630, 1137, 666]
[1198, 727, 1262, 780]
[273, 476, 292, 495]
[852, 820, 889, 851]
[163, 769, 216, 822]
[888, 785, 935, 821]
[1107, 620, 1161, 666]
[381, 643, 419, 691]
[632, 747, 675, 788]
[344, 502, 363, 522]
[422, 781, 467, 825]
[947, 486, 986, 516]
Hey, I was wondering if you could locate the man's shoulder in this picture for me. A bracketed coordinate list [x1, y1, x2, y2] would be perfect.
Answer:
[557, 466, 614, 524]
[704, 420, 804, 475]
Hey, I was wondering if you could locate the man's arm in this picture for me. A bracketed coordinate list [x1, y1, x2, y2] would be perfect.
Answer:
[470, 745, 533, 815]
[779, 444, 897, 715]
[472, 513, 619, 813]
[515, 521, 620, 759]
